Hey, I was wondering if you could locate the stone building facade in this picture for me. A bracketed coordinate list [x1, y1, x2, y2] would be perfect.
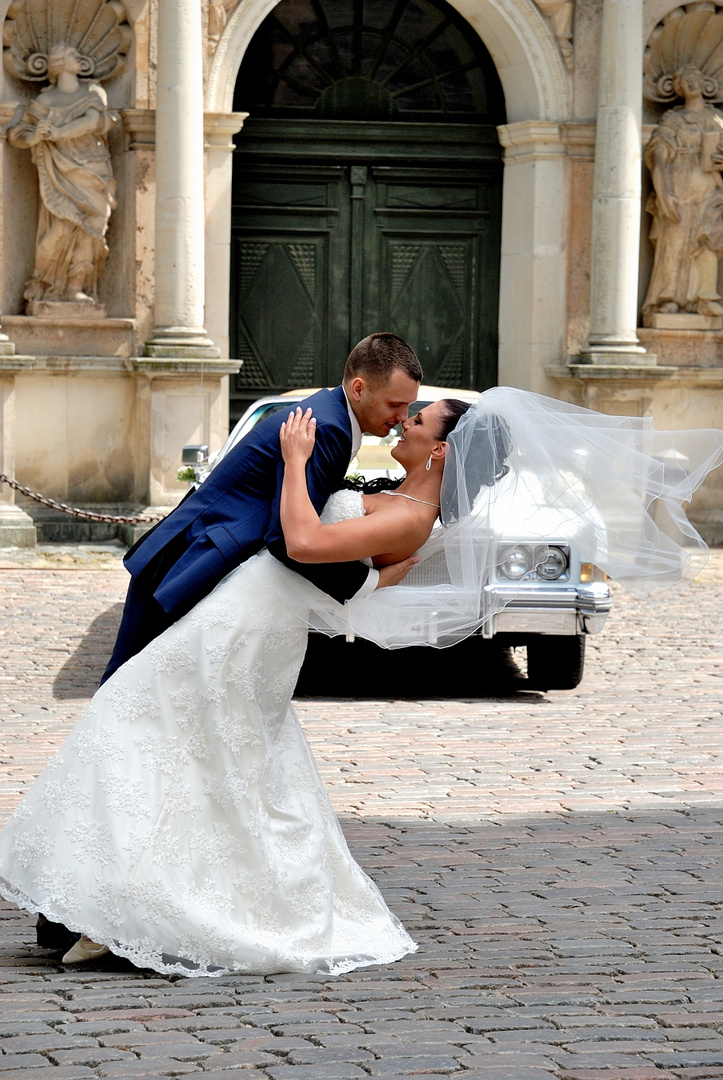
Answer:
[1, 0, 722, 546]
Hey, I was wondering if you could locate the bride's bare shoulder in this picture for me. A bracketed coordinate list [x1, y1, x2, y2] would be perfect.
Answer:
[362, 491, 417, 517]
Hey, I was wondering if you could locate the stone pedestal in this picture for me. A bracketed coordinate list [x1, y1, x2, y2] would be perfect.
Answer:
[578, 347, 657, 366]
[145, 335, 220, 360]
[133, 357, 240, 506]
[2, 316, 136, 358]
[0, 503, 36, 547]
[644, 313, 723, 331]
[27, 301, 107, 320]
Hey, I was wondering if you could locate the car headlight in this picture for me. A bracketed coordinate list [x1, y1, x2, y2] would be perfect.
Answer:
[497, 543, 570, 582]
[498, 545, 533, 580]
[535, 545, 569, 580]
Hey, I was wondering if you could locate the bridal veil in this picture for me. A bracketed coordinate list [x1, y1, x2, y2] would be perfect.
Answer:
[283, 387, 723, 649]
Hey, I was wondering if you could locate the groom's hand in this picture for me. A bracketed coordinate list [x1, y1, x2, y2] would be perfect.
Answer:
[375, 556, 420, 589]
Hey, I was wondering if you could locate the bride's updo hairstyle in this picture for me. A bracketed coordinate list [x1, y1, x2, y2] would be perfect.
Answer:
[440, 402, 512, 524]
[435, 397, 471, 440]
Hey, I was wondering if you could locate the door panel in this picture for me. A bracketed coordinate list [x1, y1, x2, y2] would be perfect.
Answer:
[382, 236, 473, 386]
[230, 125, 502, 424]
[234, 235, 325, 388]
[363, 164, 496, 388]
[230, 164, 350, 409]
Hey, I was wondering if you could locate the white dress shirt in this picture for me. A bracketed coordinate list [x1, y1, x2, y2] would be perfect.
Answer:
[342, 386, 379, 599]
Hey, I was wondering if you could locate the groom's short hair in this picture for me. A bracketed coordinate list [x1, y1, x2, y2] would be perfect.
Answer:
[344, 333, 422, 386]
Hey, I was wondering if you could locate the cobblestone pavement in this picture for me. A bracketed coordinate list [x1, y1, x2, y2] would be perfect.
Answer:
[1, 543, 723, 1079]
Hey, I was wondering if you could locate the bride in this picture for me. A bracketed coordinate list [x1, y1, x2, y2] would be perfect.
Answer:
[1, 388, 722, 977]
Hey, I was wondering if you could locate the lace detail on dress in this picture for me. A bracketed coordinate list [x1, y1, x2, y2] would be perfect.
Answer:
[0, 491, 416, 978]
[106, 681, 160, 723]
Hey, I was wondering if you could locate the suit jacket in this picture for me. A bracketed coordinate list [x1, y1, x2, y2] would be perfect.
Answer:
[124, 386, 370, 617]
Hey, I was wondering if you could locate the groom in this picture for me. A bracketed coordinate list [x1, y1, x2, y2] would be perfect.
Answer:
[101, 332, 422, 683]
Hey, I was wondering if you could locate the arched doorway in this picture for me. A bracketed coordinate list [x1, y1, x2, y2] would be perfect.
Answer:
[229, 0, 506, 422]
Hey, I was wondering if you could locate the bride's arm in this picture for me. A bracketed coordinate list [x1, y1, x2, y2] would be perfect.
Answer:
[280, 408, 431, 565]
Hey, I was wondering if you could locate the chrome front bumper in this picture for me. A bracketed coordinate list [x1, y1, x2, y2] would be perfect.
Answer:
[480, 581, 612, 638]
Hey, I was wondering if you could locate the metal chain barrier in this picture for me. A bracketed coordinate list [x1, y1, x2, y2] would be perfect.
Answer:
[0, 473, 165, 524]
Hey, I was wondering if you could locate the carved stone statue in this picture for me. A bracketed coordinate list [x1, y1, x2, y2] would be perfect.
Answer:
[643, 65, 723, 321]
[208, 0, 238, 55]
[535, 0, 573, 72]
[6, 43, 117, 312]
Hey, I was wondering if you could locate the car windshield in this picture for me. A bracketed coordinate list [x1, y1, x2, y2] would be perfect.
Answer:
[224, 402, 295, 457]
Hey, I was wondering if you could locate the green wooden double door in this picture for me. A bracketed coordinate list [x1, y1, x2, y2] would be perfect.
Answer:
[230, 120, 502, 422]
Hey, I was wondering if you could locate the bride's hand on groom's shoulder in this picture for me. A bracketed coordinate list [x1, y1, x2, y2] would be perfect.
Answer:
[280, 407, 317, 466]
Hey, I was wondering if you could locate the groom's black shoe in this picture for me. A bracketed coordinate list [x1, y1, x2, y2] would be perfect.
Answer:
[36, 914, 79, 951]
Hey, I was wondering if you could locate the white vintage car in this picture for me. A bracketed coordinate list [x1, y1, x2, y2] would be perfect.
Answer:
[182, 387, 612, 691]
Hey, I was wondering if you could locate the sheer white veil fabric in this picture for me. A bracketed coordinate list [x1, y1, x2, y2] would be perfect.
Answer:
[280, 387, 723, 649]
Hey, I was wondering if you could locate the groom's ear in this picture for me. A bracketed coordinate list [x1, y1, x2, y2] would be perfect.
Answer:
[348, 376, 365, 402]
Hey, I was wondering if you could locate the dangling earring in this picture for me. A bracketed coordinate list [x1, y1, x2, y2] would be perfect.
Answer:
[426, 454, 433, 472]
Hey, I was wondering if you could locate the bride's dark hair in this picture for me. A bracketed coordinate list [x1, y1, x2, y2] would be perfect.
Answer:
[436, 398, 472, 440]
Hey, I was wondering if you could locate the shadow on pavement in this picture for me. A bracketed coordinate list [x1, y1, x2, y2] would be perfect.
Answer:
[52, 603, 124, 699]
[295, 633, 532, 698]
[52, 604, 536, 701]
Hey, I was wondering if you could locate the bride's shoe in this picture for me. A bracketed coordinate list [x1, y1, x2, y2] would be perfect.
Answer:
[62, 934, 110, 963]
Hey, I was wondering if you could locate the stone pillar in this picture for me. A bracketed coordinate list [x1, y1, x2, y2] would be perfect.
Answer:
[497, 121, 568, 392]
[204, 112, 247, 357]
[580, 0, 653, 365]
[145, 0, 219, 358]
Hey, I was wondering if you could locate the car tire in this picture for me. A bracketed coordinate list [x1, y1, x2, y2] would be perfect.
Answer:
[526, 634, 586, 691]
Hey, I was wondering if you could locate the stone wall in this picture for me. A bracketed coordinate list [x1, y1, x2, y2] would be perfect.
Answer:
[0, 0, 722, 547]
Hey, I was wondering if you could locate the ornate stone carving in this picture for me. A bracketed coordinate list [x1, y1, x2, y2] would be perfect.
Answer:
[3, 0, 131, 83]
[535, 0, 573, 73]
[2, 2, 129, 316]
[208, 0, 239, 56]
[643, 8, 723, 325]
[644, 4, 723, 105]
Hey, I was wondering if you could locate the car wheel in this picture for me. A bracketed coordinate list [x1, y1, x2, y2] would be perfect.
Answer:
[526, 634, 586, 691]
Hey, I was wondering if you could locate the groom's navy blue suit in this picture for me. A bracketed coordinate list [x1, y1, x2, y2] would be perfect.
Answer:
[102, 386, 370, 683]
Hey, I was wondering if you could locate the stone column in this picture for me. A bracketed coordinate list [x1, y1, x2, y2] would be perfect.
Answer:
[581, 0, 653, 365]
[204, 112, 247, 357]
[145, 0, 219, 358]
[497, 121, 567, 391]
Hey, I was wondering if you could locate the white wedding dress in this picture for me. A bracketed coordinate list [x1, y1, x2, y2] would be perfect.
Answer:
[0, 490, 417, 978]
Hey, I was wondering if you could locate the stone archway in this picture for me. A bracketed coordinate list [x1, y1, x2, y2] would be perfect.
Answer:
[208, 0, 569, 121]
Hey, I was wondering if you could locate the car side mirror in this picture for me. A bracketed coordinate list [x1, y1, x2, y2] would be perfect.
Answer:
[182, 444, 208, 465]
